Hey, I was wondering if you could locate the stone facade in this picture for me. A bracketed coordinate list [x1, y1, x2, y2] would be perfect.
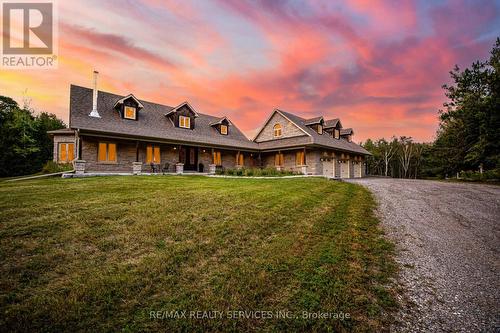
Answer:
[55, 134, 366, 178]
[254, 112, 306, 142]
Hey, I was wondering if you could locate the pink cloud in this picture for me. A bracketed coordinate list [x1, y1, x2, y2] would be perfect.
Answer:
[1, 0, 498, 143]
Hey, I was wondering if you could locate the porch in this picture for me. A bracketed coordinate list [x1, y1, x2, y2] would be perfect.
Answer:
[75, 136, 259, 175]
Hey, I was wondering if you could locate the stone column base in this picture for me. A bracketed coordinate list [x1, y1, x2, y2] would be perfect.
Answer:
[235, 165, 243, 170]
[299, 165, 308, 175]
[74, 160, 86, 174]
[275, 166, 282, 172]
[132, 162, 142, 175]
[175, 163, 184, 174]
[208, 164, 217, 175]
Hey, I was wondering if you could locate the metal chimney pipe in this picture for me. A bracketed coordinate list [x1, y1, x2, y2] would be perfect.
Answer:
[89, 70, 101, 118]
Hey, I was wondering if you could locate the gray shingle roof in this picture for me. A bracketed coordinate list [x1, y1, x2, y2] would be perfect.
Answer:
[273, 110, 370, 155]
[304, 116, 324, 125]
[67, 85, 369, 155]
[340, 128, 353, 135]
[69, 85, 258, 150]
[47, 128, 75, 135]
[324, 118, 340, 128]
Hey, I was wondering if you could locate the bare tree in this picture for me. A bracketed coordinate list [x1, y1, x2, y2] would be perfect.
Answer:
[380, 137, 396, 177]
[399, 137, 413, 178]
[413, 144, 424, 179]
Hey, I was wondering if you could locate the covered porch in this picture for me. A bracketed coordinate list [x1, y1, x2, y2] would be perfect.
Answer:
[74, 134, 259, 175]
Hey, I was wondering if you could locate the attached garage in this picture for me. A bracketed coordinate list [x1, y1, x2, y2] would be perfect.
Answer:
[340, 160, 349, 178]
[353, 161, 362, 178]
[322, 159, 334, 177]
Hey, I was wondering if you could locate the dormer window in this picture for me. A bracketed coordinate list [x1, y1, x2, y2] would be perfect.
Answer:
[273, 124, 282, 137]
[114, 94, 144, 121]
[124, 106, 136, 120]
[220, 124, 228, 135]
[179, 115, 190, 129]
[318, 125, 323, 135]
[334, 129, 340, 139]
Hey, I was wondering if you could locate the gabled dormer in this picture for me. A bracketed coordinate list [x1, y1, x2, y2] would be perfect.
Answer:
[340, 128, 354, 142]
[209, 116, 231, 135]
[324, 118, 343, 139]
[305, 116, 324, 134]
[165, 101, 199, 130]
[114, 94, 144, 121]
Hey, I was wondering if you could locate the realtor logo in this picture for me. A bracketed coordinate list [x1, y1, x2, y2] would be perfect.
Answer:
[1, 0, 58, 68]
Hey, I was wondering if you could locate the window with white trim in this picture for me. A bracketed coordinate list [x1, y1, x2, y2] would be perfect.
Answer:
[124, 106, 136, 120]
[273, 124, 282, 137]
[179, 116, 190, 129]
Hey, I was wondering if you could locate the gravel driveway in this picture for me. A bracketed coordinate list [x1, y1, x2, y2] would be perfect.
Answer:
[347, 178, 500, 332]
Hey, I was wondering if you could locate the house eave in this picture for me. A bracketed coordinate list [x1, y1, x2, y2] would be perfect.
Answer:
[75, 128, 259, 152]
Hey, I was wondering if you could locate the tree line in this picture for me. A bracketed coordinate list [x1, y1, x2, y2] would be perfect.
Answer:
[0, 96, 65, 177]
[362, 38, 500, 180]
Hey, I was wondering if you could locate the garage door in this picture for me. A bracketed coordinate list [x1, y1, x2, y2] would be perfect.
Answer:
[353, 162, 362, 178]
[322, 160, 333, 177]
[340, 161, 349, 178]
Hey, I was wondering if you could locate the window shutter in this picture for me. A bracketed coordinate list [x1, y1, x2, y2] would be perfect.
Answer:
[60, 143, 67, 162]
[153, 147, 161, 163]
[98, 143, 107, 162]
[68, 143, 75, 161]
[108, 143, 117, 162]
[146, 145, 152, 163]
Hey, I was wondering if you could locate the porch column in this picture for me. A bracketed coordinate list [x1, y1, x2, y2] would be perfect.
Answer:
[236, 151, 242, 169]
[176, 145, 184, 174]
[301, 147, 307, 175]
[135, 141, 139, 162]
[208, 148, 216, 174]
[276, 150, 282, 171]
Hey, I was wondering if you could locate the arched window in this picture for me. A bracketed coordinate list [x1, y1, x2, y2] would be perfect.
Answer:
[273, 124, 282, 137]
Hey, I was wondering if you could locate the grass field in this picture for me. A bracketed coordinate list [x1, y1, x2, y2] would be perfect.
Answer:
[0, 176, 396, 332]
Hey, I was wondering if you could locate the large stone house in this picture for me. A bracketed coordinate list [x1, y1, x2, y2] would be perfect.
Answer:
[49, 83, 370, 178]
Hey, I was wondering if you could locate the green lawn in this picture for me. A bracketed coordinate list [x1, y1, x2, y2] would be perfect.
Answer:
[0, 176, 396, 332]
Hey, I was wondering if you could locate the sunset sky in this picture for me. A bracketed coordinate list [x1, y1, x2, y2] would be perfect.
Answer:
[1, 0, 499, 142]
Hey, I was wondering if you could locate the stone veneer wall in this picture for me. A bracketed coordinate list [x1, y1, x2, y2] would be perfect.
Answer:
[82, 137, 137, 172]
[52, 134, 77, 162]
[254, 112, 306, 142]
[81, 136, 256, 173]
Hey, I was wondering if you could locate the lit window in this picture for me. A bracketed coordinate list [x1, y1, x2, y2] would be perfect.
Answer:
[124, 106, 136, 120]
[318, 125, 323, 134]
[179, 116, 190, 128]
[275, 153, 284, 166]
[237, 153, 244, 166]
[220, 125, 228, 135]
[213, 151, 222, 165]
[146, 145, 161, 163]
[296, 151, 305, 166]
[334, 129, 340, 139]
[273, 124, 282, 137]
[98, 142, 117, 163]
[58, 143, 75, 163]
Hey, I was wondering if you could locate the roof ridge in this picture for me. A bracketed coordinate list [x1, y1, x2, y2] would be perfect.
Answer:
[71, 84, 222, 119]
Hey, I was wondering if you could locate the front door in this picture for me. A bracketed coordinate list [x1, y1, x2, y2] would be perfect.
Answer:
[180, 146, 198, 171]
